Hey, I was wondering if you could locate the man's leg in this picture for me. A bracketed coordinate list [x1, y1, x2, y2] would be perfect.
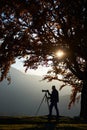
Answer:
[54, 103, 59, 118]
[49, 103, 53, 118]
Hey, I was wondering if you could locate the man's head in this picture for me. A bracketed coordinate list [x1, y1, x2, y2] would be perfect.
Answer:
[52, 85, 56, 90]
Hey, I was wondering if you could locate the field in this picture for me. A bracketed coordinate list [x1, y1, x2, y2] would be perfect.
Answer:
[0, 116, 87, 130]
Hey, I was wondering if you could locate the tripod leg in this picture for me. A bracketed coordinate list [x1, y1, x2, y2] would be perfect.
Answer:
[35, 94, 45, 116]
[45, 94, 50, 112]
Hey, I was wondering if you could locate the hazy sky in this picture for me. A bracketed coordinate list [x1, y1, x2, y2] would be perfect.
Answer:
[11, 58, 72, 96]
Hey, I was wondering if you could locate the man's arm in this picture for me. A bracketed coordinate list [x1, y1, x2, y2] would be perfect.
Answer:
[47, 90, 51, 96]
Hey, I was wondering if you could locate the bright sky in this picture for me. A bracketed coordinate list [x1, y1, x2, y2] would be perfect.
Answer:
[11, 58, 51, 76]
[12, 50, 65, 76]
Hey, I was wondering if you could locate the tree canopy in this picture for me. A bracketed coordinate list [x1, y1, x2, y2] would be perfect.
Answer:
[0, 0, 87, 108]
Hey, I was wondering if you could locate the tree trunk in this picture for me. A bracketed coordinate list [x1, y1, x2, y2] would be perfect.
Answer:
[80, 81, 87, 119]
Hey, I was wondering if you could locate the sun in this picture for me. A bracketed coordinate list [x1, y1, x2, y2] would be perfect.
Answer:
[55, 50, 64, 58]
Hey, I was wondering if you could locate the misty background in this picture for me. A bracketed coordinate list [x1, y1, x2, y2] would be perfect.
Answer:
[0, 67, 80, 117]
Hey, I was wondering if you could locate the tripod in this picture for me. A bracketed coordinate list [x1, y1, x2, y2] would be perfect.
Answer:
[35, 91, 50, 116]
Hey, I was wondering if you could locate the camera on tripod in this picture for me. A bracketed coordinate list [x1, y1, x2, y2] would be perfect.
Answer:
[35, 89, 50, 115]
[42, 90, 48, 92]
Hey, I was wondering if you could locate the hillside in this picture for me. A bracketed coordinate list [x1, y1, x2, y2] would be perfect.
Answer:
[0, 67, 80, 117]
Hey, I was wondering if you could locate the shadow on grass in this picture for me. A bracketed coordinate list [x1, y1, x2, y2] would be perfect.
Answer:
[0, 116, 87, 130]
[21, 121, 83, 130]
[21, 127, 84, 130]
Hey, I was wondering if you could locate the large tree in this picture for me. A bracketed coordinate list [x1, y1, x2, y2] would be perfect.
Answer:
[0, 0, 87, 118]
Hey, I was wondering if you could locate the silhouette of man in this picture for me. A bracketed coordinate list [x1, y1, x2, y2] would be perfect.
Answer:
[47, 85, 59, 119]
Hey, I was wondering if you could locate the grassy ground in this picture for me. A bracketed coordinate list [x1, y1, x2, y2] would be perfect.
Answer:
[0, 116, 87, 130]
